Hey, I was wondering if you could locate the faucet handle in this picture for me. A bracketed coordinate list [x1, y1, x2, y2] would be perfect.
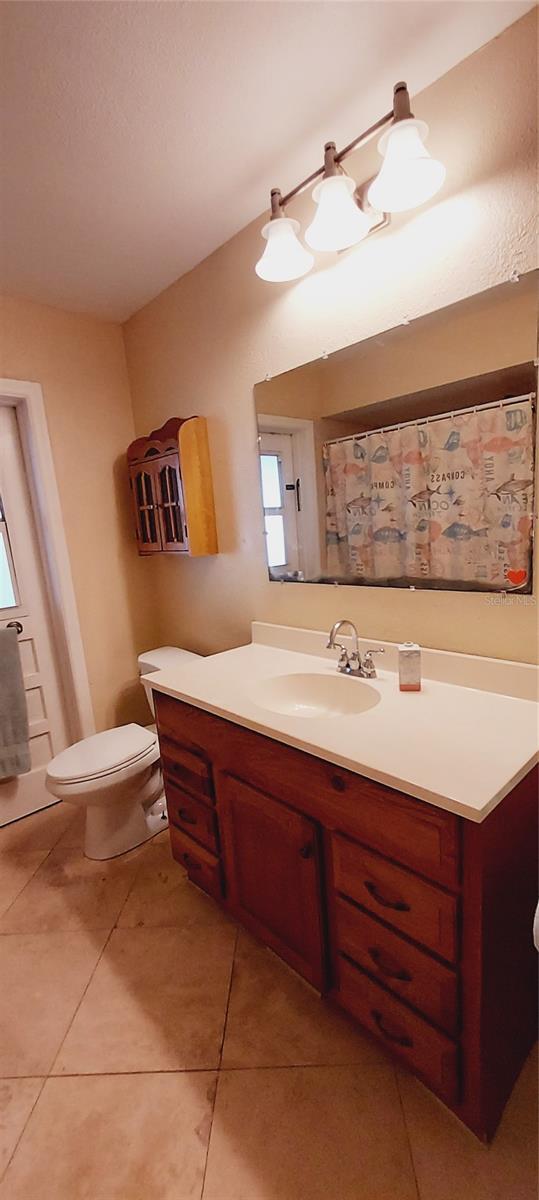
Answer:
[362, 648, 384, 678]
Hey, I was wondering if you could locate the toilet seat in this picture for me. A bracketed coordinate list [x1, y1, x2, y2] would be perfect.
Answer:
[47, 724, 158, 786]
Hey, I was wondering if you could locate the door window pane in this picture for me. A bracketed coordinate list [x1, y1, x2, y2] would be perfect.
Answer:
[264, 515, 286, 567]
[260, 455, 282, 509]
[0, 529, 17, 608]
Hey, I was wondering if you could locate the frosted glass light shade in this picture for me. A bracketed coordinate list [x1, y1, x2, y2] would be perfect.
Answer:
[255, 217, 314, 282]
[368, 118, 445, 214]
[305, 175, 370, 252]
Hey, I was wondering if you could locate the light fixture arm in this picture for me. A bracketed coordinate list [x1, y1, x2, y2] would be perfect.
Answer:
[391, 81, 414, 124]
[275, 99, 399, 211]
[270, 188, 283, 218]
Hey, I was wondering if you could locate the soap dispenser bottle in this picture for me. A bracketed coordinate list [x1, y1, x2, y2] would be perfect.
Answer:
[398, 643, 421, 692]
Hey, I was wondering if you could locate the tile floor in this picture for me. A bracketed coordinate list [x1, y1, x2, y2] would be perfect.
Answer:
[0, 802, 536, 1200]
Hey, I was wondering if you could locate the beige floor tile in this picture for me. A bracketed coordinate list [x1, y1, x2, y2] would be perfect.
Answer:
[222, 931, 386, 1069]
[0, 804, 75, 855]
[54, 809, 85, 849]
[118, 843, 233, 931]
[398, 1044, 538, 1200]
[0, 1079, 43, 1178]
[0, 931, 108, 1076]
[0, 852, 50, 919]
[203, 1063, 417, 1200]
[1, 1072, 216, 1200]
[54, 924, 236, 1074]
[0, 846, 140, 934]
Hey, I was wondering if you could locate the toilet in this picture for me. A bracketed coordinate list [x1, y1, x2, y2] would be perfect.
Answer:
[45, 647, 200, 861]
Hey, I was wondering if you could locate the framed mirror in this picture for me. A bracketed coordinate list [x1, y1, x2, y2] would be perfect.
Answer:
[254, 272, 537, 593]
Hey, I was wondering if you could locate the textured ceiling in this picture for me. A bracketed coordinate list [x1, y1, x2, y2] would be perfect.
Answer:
[0, 1, 533, 320]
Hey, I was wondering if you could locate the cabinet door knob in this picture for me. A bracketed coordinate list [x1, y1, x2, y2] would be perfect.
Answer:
[364, 880, 410, 912]
[330, 775, 346, 793]
[371, 1009, 413, 1048]
[299, 842, 314, 859]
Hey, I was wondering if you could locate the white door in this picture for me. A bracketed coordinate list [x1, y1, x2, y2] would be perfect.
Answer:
[259, 432, 300, 577]
[0, 404, 69, 824]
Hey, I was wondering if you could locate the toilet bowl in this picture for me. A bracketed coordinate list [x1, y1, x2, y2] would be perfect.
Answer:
[45, 646, 201, 860]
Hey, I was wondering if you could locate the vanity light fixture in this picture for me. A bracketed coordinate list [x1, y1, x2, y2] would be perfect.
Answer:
[305, 143, 371, 252]
[255, 81, 445, 282]
[255, 189, 314, 282]
[367, 82, 445, 213]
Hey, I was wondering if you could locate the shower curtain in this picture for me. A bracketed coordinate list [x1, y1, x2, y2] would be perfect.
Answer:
[323, 398, 535, 590]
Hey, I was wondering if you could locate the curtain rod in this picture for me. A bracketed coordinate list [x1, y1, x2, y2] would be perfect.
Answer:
[323, 393, 536, 448]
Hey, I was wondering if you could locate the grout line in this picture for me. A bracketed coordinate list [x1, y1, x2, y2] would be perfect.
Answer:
[0, 810, 78, 924]
[395, 1066, 422, 1200]
[0, 1075, 48, 1185]
[200, 926, 239, 1199]
[47, 924, 116, 1078]
[7, 1059, 375, 1081]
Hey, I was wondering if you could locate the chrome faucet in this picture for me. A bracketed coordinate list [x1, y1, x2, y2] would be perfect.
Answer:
[326, 619, 384, 679]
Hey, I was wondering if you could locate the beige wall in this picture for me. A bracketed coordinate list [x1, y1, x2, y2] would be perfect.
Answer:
[123, 11, 538, 665]
[0, 294, 154, 729]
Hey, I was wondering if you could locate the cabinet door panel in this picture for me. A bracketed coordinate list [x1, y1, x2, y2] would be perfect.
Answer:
[217, 773, 325, 988]
[128, 463, 162, 553]
[155, 453, 189, 554]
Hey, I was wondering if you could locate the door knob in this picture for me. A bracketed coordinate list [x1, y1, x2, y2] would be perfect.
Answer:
[6, 621, 23, 635]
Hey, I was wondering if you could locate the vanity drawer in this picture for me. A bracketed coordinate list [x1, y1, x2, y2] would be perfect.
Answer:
[169, 826, 223, 900]
[335, 896, 459, 1034]
[336, 956, 459, 1103]
[332, 834, 458, 963]
[159, 734, 214, 802]
[166, 782, 219, 854]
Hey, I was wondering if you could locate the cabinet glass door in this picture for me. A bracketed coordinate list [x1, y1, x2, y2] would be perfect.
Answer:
[129, 463, 162, 553]
[156, 454, 188, 553]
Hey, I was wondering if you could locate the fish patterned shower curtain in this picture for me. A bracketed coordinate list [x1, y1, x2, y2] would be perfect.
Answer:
[323, 398, 535, 589]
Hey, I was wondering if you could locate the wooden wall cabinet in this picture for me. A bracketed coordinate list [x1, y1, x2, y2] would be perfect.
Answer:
[154, 690, 538, 1142]
[127, 417, 218, 556]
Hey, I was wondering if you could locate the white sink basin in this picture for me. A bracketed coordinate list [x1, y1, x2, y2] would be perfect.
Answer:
[249, 672, 380, 718]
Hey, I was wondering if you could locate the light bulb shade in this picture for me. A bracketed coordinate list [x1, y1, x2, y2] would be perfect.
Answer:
[305, 175, 370, 252]
[367, 118, 445, 214]
[255, 216, 313, 282]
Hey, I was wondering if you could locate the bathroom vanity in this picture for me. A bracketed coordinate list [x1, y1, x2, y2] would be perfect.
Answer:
[149, 629, 538, 1142]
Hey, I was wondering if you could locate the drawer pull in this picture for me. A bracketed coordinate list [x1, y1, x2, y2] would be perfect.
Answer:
[372, 1009, 413, 1048]
[368, 947, 412, 982]
[178, 807, 197, 826]
[181, 852, 201, 870]
[364, 880, 410, 912]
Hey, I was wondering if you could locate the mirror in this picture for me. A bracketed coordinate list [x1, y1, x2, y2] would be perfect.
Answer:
[254, 272, 537, 593]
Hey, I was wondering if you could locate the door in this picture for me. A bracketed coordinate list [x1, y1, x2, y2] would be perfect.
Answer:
[259, 432, 300, 577]
[0, 405, 69, 824]
[155, 454, 188, 553]
[217, 773, 325, 988]
[128, 460, 162, 553]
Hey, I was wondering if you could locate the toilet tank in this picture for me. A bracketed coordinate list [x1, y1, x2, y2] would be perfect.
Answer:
[138, 646, 201, 717]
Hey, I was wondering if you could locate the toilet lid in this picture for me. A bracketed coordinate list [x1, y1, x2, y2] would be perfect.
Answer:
[47, 724, 158, 785]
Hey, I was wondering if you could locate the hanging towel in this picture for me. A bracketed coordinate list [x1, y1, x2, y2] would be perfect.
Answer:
[0, 627, 30, 778]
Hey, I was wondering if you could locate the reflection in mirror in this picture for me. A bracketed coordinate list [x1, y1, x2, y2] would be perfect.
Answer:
[255, 272, 537, 593]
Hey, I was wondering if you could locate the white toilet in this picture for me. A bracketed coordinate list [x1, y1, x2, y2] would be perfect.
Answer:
[45, 646, 200, 860]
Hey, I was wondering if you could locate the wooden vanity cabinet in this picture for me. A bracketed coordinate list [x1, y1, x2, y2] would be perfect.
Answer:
[154, 690, 538, 1142]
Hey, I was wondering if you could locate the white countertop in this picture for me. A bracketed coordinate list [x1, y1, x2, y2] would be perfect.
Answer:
[144, 628, 539, 823]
